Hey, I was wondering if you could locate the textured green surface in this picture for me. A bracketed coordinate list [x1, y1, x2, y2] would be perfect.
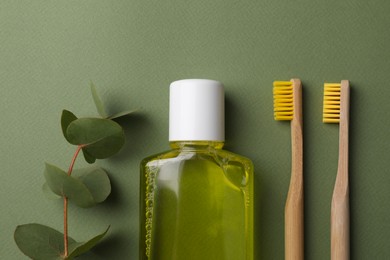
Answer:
[1, 1, 389, 259]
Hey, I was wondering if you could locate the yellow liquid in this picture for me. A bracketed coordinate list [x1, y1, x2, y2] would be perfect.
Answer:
[140, 142, 254, 260]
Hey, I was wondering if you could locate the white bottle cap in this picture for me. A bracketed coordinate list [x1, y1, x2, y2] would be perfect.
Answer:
[169, 79, 225, 142]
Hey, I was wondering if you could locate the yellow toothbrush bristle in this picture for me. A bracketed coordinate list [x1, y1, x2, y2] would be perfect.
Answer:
[273, 81, 293, 120]
[323, 83, 341, 123]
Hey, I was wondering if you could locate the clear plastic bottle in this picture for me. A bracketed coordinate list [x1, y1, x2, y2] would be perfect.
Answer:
[140, 79, 254, 260]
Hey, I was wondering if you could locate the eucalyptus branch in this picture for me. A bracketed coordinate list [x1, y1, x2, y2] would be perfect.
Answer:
[14, 83, 135, 259]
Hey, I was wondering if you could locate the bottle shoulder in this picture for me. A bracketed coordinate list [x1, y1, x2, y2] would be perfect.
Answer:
[141, 149, 178, 165]
[217, 149, 253, 165]
[141, 148, 253, 171]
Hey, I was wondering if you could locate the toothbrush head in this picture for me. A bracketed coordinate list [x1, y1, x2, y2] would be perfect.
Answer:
[273, 81, 293, 120]
[323, 83, 341, 123]
[273, 79, 302, 121]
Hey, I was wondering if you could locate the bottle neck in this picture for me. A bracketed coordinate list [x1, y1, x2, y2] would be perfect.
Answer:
[169, 141, 224, 150]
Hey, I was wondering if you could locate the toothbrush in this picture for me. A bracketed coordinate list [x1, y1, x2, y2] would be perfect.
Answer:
[323, 80, 350, 260]
[273, 79, 304, 260]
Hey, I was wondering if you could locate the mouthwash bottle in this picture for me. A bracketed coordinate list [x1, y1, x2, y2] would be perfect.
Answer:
[140, 79, 254, 260]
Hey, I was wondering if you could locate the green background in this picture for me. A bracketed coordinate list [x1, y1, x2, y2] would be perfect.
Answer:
[1, 1, 389, 259]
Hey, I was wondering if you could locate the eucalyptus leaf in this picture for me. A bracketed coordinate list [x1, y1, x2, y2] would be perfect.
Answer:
[61, 110, 78, 143]
[73, 167, 111, 203]
[66, 118, 125, 159]
[107, 109, 137, 120]
[90, 82, 108, 118]
[44, 163, 95, 208]
[14, 223, 77, 260]
[82, 149, 96, 164]
[42, 182, 61, 200]
[68, 226, 110, 258]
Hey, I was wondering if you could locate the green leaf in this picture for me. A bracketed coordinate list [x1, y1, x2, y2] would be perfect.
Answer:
[107, 109, 138, 120]
[42, 182, 61, 200]
[44, 164, 111, 207]
[90, 82, 108, 118]
[68, 226, 110, 258]
[66, 118, 125, 159]
[15, 224, 109, 260]
[44, 163, 95, 208]
[14, 223, 76, 260]
[82, 149, 96, 164]
[61, 110, 78, 143]
[73, 167, 111, 203]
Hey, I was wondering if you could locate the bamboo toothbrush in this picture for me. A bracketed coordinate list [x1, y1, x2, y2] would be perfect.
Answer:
[323, 80, 350, 260]
[273, 79, 304, 260]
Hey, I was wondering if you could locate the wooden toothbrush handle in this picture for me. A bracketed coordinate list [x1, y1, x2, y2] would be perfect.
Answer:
[285, 178, 304, 260]
[331, 80, 350, 260]
[285, 78, 304, 260]
[331, 189, 349, 260]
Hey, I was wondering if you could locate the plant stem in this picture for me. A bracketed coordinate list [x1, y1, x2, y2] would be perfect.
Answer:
[63, 145, 83, 257]
[63, 195, 69, 257]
